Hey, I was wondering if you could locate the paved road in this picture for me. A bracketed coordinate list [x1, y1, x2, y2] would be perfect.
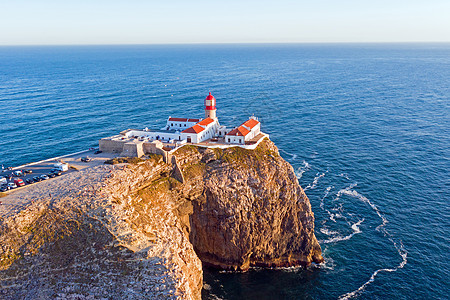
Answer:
[1, 150, 117, 193]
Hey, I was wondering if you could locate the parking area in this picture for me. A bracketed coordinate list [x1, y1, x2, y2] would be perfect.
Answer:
[1, 149, 118, 194]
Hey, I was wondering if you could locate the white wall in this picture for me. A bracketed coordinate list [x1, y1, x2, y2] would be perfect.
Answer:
[225, 135, 244, 144]
[245, 123, 261, 141]
[126, 130, 181, 142]
[180, 132, 199, 143]
[166, 120, 199, 130]
[199, 122, 218, 142]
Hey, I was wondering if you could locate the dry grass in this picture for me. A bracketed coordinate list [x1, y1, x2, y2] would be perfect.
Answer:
[104, 157, 145, 165]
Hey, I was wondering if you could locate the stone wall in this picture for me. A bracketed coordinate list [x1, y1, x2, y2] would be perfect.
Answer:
[99, 138, 125, 153]
[120, 141, 144, 157]
[143, 141, 170, 162]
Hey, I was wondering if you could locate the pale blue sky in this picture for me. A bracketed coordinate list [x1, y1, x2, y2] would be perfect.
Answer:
[0, 0, 449, 45]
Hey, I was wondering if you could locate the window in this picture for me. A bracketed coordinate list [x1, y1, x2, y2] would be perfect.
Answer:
[228, 138, 230, 143]
[184, 124, 186, 127]
[171, 123, 173, 126]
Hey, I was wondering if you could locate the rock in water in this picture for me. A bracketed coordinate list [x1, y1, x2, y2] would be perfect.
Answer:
[174, 139, 323, 271]
[0, 139, 322, 299]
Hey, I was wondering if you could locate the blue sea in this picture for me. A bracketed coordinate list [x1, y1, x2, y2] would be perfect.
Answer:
[0, 44, 449, 299]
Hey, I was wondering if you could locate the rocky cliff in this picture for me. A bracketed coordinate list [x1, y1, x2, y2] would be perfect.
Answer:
[172, 139, 323, 271]
[0, 139, 322, 299]
[0, 159, 203, 300]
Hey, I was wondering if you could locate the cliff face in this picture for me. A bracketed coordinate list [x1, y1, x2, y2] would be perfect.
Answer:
[0, 159, 203, 300]
[173, 139, 323, 270]
[0, 139, 322, 299]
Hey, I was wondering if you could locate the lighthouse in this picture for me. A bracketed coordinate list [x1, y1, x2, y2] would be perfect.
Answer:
[204, 92, 217, 120]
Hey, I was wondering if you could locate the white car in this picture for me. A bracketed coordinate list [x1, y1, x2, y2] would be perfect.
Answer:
[8, 182, 17, 189]
[40, 174, 50, 180]
[13, 170, 23, 177]
[0, 176, 6, 185]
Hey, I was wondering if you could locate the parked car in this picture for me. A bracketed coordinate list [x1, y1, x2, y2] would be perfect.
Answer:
[8, 182, 17, 189]
[0, 176, 6, 185]
[24, 169, 33, 174]
[26, 178, 34, 184]
[13, 178, 25, 187]
[13, 170, 23, 177]
[81, 157, 92, 162]
[50, 169, 62, 176]
[40, 174, 49, 180]
[0, 185, 9, 192]
[94, 150, 102, 154]
[33, 176, 41, 182]
[48, 173, 56, 178]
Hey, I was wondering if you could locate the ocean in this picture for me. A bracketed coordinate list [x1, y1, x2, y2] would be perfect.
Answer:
[0, 44, 449, 299]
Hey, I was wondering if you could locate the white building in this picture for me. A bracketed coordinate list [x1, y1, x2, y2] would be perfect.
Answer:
[165, 118, 200, 131]
[181, 117, 219, 143]
[225, 117, 261, 145]
[100, 92, 265, 155]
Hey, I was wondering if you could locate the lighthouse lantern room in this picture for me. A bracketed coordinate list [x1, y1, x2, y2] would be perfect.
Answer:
[204, 92, 217, 120]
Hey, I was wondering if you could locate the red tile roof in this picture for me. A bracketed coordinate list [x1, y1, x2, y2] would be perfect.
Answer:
[243, 118, 259, 129]
[226, 126, 250, 137]
[169, 117, 188, 122]
[197, 117, 214, 126]
[169, 117, 200, 123]
[182, 124, 205, 134]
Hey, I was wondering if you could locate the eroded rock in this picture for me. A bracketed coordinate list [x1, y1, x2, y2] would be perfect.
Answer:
[0, 139, 322, 299]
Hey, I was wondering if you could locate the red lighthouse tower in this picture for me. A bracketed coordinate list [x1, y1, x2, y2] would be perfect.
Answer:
[204, 92, 217, 120]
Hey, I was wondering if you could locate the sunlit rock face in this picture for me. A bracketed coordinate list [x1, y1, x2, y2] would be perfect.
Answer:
[0, 139, 322, 299]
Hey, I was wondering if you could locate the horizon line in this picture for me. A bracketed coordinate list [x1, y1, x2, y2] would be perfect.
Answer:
[1, 41, 450, 47]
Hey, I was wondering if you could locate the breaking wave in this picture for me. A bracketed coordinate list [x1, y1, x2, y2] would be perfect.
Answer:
[320, 227, 340, 236]
[322, 219, 364, 244]
[337, 185, 388, 233]
[295, 160, 311, 179]
[304, 172, 325, 191]
[326, 184, 408, 299]
[320, 186, 333, 209]
[339, 244, 407, 299]
[280, 149, 298, 161]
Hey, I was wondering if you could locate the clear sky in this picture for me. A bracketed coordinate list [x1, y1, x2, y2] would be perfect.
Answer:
[1, 0, 449, 45]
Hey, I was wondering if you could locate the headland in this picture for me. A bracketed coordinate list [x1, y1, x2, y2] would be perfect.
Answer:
[0, 93, 323, 299]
